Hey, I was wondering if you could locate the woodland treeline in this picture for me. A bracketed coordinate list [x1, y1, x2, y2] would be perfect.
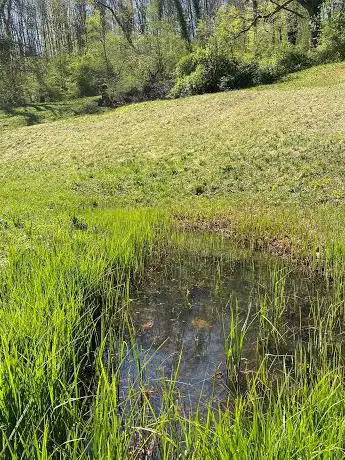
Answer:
[0, 0, 345, 105]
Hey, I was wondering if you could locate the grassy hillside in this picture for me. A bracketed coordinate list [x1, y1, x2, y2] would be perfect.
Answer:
[2, 62, 345, 217]
[0, 96, 101, 131]
[2, 63, 345, 458]
[1, 62, 345, 259]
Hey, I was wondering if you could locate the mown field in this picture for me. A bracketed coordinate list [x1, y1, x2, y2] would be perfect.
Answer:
[2, 62, 345, 458]
[0, 97, 102, 132]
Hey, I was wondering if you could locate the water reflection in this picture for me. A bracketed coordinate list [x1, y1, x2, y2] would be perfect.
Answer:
[120, 236, 321, 409]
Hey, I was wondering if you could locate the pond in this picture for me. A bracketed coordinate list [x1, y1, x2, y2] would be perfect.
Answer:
[119, 233, 326, 412]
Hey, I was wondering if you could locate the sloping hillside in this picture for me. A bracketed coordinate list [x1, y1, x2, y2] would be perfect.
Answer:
[2, 62, 345, 460]
[1, 62, 345, 217]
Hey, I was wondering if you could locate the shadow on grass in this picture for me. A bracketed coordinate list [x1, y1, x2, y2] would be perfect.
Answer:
[1, 103, 41, 126]
[0, 102, 71, 126]
[1, 98, 104, 127]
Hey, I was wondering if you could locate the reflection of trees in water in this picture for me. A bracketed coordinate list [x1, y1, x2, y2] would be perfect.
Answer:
[126, 247, 324, 407]
[133, 277, 224, 392]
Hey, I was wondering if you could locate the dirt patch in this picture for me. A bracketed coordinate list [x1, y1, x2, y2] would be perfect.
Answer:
[173, 213, 326, 278]
[175, 214, 294, 257]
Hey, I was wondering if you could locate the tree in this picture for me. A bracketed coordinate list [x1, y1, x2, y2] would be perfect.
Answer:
[296, 0, 324, 46]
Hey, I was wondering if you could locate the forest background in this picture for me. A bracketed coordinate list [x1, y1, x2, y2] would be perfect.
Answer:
[1, 0, 345, 108]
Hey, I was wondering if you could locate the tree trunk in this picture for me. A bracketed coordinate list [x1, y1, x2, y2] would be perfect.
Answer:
[286, 10, 298, 45]
[252, 0, 258, 57]
[309, 11, 321, 47]
[296, 0, 323, 47]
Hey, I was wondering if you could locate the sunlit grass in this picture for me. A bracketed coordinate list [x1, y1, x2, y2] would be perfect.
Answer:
[1, 63, 345, 217]
[1, 62, 345, 457]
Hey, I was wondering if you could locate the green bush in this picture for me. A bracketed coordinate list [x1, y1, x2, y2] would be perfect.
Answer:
[275, 48, 314, 74]
[0, 38, 37, 105]
[318, 13, 345, 62]
[35, 50, 106, 102]
[76, 99, 102, 115]
[175, 53, 196, 78]
[171, 48, 237, 97]
[171, 47, 279, 98]
[98, 25, 186, 105]
[72, 55, 106, 97]
[41, 55, 77, 101]
[171, 65, 208, 97]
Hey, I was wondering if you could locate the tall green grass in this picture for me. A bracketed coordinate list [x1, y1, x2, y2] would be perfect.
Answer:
[2, 62, 345, 457]
[1, 209, 345, 458]
[0, 209, 169, 457]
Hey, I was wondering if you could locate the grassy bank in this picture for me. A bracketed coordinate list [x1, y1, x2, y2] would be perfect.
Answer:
[0, 97, 102, 131]
[1, 63, 345, 264]
[1, 62, 345, 457]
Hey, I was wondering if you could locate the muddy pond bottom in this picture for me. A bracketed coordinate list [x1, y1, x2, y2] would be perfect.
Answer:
[120, 235, 321, 410]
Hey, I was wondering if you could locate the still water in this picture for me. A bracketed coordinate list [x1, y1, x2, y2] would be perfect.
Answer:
[120, 234, 323, 410]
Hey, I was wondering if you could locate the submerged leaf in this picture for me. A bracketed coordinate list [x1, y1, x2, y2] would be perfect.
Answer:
[192, 319, 211, 329]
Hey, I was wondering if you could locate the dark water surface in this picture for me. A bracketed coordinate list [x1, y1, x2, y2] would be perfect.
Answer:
[120, 234, 323, 410]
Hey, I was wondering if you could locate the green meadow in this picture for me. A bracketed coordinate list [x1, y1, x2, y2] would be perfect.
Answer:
[2, 62, 345, 458]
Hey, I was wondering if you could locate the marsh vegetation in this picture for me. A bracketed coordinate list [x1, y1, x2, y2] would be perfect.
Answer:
[1, 41, 345, 458]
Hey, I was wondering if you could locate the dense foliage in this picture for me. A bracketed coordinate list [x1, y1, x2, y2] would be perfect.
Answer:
[0, 0, 345, 107]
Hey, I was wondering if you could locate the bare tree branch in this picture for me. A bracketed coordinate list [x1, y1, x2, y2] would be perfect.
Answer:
[233, 0, 298, 38]
[269, 0, 306, 18]
[92, 0, 136, 48]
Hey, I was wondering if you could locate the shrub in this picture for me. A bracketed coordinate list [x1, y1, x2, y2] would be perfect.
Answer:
[275, 48, 314, 74]
[76, 100, 102, 115]
[171, 48, 238, 97]
[42, 54, 78, 101]
[257, 65, 279, 84]
[98, 25, 186, 106]
[318, 13, 345, 62]
[171, 66, 208, 97]
[219, 61, 265, 90]
[175, 53, 196, 78]
[72, 54, 106, 98]
[170, 47, 279, 98]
